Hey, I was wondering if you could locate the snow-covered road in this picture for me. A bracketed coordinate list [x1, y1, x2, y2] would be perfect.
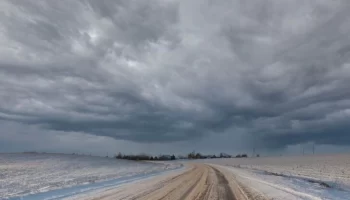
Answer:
[64, 162, 350, 200]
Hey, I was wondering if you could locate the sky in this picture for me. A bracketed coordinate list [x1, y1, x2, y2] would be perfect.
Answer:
[1, 0, 350, 156]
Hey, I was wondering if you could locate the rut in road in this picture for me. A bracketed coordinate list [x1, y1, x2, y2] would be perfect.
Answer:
[198, 166, 236, 200]
[212, 167, 236, 200]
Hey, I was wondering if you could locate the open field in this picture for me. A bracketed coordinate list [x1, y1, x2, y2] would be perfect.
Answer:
[204, 154, 350, 199]
[205, 154, 350, 189]
[0, 153, 180, 199]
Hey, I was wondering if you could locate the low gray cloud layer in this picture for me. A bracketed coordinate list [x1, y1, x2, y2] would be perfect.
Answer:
[1, 0, 350, 152]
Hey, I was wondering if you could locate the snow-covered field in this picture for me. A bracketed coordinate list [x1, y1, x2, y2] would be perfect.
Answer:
[207, 154, 350, 200]
[208, 154, 350, 188]
[0, 153, 180, 199]
[3, 153, 350, 200]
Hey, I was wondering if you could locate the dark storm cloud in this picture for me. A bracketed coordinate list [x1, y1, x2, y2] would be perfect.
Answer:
[1, 0, 350, 149]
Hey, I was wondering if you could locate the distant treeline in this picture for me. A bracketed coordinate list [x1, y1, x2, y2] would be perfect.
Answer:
[115, 151, 257, 161]
[186, 152, 252, 159]
[115, 153, 176, 161]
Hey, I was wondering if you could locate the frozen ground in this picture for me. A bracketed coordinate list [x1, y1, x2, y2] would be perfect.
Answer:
[206, 154, 350, 200]
[0, 153, 180, 199]
[207, 154, 350, 189]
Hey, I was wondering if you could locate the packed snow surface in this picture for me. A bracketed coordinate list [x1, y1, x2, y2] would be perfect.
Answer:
[0, 153, 179, 199]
